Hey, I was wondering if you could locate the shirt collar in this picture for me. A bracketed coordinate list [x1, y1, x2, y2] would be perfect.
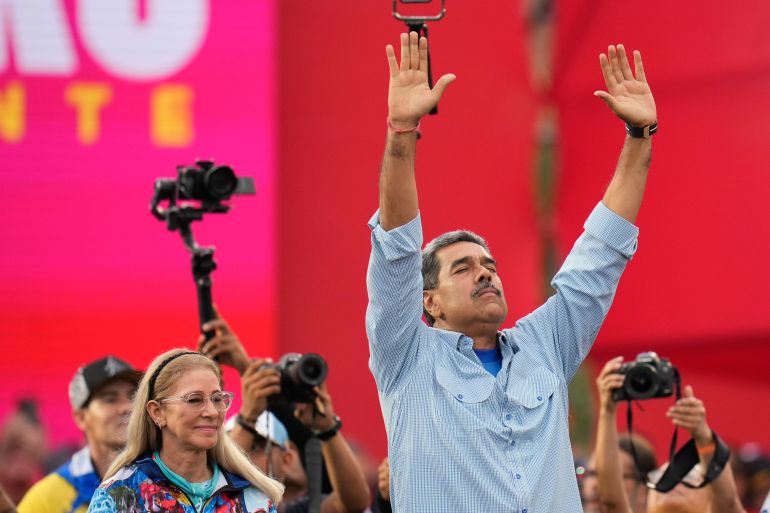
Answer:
[136, 453, 251, 493]
[433, 327, 517, 354]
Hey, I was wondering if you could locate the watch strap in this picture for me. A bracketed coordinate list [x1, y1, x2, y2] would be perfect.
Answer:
[235, 414, 258, 434]
[314, 416, 342, 441]
[626, 121, 658, 138]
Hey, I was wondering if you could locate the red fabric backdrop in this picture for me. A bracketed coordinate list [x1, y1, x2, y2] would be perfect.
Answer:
[553, 0, 770, 453]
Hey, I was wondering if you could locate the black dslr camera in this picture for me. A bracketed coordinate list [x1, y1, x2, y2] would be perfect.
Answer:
[272, 353, 328, 403]
[151, 160, 255, 227]
[612, 352, 676, 401]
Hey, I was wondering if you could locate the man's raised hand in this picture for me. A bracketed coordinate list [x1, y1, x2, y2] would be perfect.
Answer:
[595, 44, 657, 128]
[386, 31, 456, 129]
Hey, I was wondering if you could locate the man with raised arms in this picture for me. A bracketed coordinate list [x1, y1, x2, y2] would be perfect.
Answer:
[366, 32, 658, 512]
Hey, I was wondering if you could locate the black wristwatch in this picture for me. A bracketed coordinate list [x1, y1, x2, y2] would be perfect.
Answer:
[235, 413, 258, 434]
[314, 416, 343, 441]
[625, 121, 658, 138]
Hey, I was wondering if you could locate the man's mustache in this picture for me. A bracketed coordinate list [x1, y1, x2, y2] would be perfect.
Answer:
[471, 281, 501, 298]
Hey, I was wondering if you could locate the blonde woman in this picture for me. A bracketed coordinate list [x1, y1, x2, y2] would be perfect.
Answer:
[87, 349, 283, 513]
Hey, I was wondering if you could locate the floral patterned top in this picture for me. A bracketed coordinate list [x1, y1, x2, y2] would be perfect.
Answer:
[87, 454, 276, 513]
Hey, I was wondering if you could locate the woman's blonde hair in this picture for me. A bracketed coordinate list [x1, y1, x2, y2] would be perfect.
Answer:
[105, 348, 284, 503]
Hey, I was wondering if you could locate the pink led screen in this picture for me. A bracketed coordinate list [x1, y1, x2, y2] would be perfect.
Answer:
[0, 0, 275, 446]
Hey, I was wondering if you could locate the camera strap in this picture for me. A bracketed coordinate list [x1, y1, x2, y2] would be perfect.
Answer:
[626, 366, 681, 486]
[305, 436, 323, 513]
[626, 368, 730, 492]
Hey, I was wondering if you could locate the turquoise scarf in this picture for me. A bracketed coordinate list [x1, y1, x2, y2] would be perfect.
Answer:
[153, 451, 220, 510]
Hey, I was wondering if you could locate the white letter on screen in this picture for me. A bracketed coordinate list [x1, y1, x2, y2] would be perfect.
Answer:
[0, 0, 76, 75]
[78, 0, 209, 81]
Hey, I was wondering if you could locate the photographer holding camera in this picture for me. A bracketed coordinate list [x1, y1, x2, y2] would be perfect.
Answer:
[200, 314, 370, 513]
[591, 356, 745, 513]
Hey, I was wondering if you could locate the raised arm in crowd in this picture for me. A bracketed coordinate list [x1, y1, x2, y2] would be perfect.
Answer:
[593, 357, 745, 513]
[200, 313, 370, 513]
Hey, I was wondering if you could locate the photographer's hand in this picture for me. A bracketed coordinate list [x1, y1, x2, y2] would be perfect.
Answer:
[378, 457, 391, 503]
[294, 383, 336, 432]
[668, 386, 746, 513]
[594, 357, 633, 513]
[597, 356, 625, 414]
[295, 384, 371, 513]
[239, 359, 281, 421]
[199, 308, 251, 374]
[666, 385, 712, 446]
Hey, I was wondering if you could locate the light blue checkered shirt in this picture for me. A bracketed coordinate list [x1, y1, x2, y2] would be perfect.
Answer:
[366, 202, 638, 513]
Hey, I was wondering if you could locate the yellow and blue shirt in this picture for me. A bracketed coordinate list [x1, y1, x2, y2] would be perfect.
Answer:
[18, 446, 100, 513]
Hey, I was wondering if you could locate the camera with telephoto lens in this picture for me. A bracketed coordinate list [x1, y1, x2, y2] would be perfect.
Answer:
[612, 351, 676, 402]
[272, 353, 328, 403]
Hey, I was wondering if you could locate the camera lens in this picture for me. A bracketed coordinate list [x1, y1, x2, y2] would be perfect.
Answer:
[204, 166, 238, 200]
[297, 353, 328, 387]
[625, 365, 659, 399]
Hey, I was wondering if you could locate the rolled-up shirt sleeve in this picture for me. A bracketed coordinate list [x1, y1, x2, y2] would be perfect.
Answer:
[365, 211, 426, 395]
[516, 201, 639, 381]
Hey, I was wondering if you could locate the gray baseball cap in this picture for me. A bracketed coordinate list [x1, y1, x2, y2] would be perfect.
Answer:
[68, 356, 143, 409]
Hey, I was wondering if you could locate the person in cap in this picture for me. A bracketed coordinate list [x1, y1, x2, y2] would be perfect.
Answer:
[88, 349, 283, 513]
[228, 360, 370, 513]
[18, 355, 142, 513]
[228, 412, 308, 501]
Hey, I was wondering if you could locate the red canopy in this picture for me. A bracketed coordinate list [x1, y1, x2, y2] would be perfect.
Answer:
[553, 0, 770, 452]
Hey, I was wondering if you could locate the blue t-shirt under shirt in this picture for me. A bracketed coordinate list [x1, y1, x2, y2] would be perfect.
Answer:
[473, 347, 502, 377]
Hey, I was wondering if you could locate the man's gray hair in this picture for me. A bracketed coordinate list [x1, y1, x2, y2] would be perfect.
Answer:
[421, 230, 490, 326]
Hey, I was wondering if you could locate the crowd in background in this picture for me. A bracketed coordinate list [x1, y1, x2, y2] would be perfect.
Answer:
[1, 313, 769, 512]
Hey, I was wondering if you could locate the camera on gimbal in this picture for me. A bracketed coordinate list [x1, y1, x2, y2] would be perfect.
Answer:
[151, 160, 255, 225]
[150, 159, 256, 345]
[612, 351, 676, 402]
[270, 353, 328, 404]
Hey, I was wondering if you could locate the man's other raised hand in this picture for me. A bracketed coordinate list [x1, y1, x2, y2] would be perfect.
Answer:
[595, 44, 657, 128]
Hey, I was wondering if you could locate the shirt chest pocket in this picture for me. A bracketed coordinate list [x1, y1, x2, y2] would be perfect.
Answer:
[433, 366, 496, 437]
[508, 366, 560, 426]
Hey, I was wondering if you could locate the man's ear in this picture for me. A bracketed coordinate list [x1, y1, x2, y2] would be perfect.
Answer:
[423, 290, 442, 321]
[73, 408, 88, 431]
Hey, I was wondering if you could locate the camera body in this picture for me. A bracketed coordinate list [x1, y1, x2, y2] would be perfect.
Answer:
[152, 160, 255, 224]
[176, 160, 254, 205]
[612, 351, 676, 402]
[271, 353, 328, 403]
